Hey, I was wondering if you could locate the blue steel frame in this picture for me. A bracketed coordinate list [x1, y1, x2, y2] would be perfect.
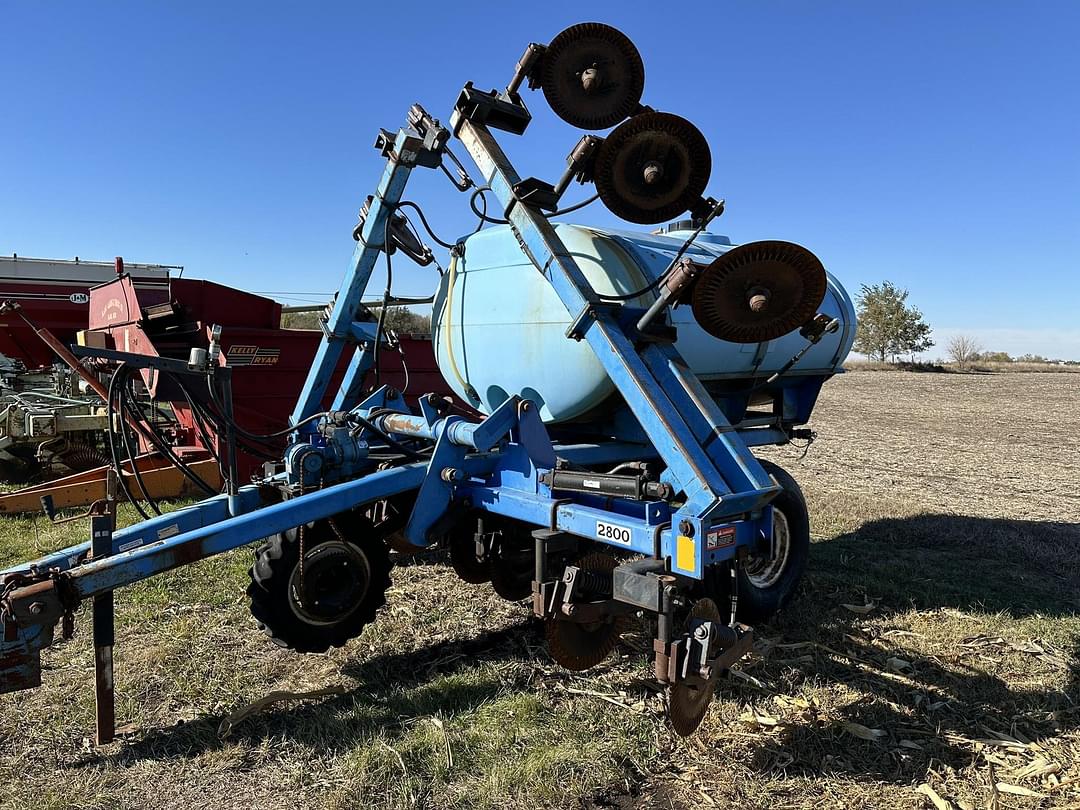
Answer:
[289, 126, 426, 426]
[446, 117, 778, 577]
[0, 94, 820, 691]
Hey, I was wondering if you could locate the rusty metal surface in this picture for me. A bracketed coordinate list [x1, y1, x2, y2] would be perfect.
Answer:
[593, 112, 711, 225]
[545, 552, 628, 671]
[691, 240, 828, 345]
[0, 638, 43, 693]
[667, 597, 723, 736]
[0, 564, 80, 694]
[0, 456, 220, 515]
[540, 22, 645, 130]
[0, 620, 56, 694]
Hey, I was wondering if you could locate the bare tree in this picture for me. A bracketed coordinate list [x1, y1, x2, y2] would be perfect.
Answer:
[947, 334, 982, 370]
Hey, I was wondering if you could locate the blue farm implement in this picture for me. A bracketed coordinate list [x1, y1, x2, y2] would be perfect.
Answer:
[0, 23, 854, 740]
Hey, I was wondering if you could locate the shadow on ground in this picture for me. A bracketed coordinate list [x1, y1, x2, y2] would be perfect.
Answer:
[74, 621, 544, 766]
[80, 514, 1080, 797]
[727, 513, 1080, 786]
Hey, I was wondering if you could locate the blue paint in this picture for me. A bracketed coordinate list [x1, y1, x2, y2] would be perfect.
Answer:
[433, 223, 856, 423]
[2, 86, 854, 693]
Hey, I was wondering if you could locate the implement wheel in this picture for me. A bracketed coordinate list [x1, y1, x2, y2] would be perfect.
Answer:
[702, 459, 810, 624]
[247, 512, 391, 653]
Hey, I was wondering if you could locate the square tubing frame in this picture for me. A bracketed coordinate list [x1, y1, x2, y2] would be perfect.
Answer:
[289, 127, 429, 427]
[450, 117, 778, 576]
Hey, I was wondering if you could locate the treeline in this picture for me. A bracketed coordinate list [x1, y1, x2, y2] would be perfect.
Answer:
[281, 305, 432, 334]
[969, 351, 1078, 365]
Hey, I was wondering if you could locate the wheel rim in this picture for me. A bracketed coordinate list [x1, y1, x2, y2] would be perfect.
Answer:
[288, 540, 372, 626]
[743, 508, 791, 589]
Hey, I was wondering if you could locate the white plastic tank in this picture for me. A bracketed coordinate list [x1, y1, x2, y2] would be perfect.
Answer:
[431, 224, 855, 423]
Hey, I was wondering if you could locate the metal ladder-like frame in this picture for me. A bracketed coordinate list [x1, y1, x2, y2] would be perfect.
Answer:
[289, 104, 780, 577]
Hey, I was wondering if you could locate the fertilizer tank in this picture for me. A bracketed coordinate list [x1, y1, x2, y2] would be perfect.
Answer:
[432, 223, 856, 424]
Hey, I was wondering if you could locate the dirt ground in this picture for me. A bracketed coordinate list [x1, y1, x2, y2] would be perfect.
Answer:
[781, 370, 1080, 522]
[0, 370, 1077, 810]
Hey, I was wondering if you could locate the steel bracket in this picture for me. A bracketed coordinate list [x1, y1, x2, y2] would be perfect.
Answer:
[450, 82, 532, 136]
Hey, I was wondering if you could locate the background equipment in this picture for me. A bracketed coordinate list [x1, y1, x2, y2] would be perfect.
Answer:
[0, 22, 854, 740]
[0, 255, 173, 369]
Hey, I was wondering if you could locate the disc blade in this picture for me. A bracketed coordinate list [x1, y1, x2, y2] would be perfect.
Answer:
[541, 22, 645, 130]
[594, 112, 711, 225]
[667, 597, 722, 736]
[691, 240, 828, 344]
[545, 552, 627, 671]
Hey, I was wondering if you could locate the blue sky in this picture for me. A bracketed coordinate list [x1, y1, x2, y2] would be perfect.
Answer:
[2, 2, 1078, 359]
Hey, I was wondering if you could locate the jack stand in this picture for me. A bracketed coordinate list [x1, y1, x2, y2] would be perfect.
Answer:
[653, 575, 678, 682]
[91, 469, 117, 745]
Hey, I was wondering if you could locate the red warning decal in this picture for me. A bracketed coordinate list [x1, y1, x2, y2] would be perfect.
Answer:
[705, 525, 737, 550]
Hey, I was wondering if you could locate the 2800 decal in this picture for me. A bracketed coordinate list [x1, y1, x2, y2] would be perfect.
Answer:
[595, 520, 632, 545]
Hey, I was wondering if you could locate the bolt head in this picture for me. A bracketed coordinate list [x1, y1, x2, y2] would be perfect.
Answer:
[749, 294, 769, 312]
[580, 66, 601, 94]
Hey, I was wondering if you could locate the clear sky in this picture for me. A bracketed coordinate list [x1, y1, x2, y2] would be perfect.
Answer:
[2, 2, 1078, 359]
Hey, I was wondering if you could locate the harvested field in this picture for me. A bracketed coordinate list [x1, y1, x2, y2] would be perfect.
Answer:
[1, 371, 1077, 809]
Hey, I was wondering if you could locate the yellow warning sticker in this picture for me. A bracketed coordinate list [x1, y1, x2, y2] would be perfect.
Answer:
[676, 534, 697, 574]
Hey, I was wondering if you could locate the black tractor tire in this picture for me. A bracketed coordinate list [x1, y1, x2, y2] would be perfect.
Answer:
[702, 459, 810, 624]
[247, 512, 391, 653]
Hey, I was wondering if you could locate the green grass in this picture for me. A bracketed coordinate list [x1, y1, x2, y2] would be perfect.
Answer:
[1, 487, 1075, 810]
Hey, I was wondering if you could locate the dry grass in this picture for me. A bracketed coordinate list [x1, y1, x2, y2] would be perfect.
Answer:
[1, 371, 1078, 809]
[847, 359, 1080, 374]
[969, 362, 1080, 374]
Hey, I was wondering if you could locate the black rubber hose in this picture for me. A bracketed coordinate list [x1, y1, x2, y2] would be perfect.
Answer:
[106, 366, 150, 520]
[395, 200, 457, 249]
[178, 376, 279, 461]
[470, 187, 508, 226]
[203, 375, 325, 440]
[125, 387, 218, 496]
[469, 187, 600, 229]
[180, 386, 222, 465]
[547, 192, 600, 218]
[173, 377, 228, 482]
[118, 374, 162, 515]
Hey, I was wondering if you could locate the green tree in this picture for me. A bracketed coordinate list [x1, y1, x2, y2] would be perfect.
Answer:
[382, 306, 431, 334]
[280, 305, 431, 334]
[280, 309, 321, 330]
[853, 281, 934, 362]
